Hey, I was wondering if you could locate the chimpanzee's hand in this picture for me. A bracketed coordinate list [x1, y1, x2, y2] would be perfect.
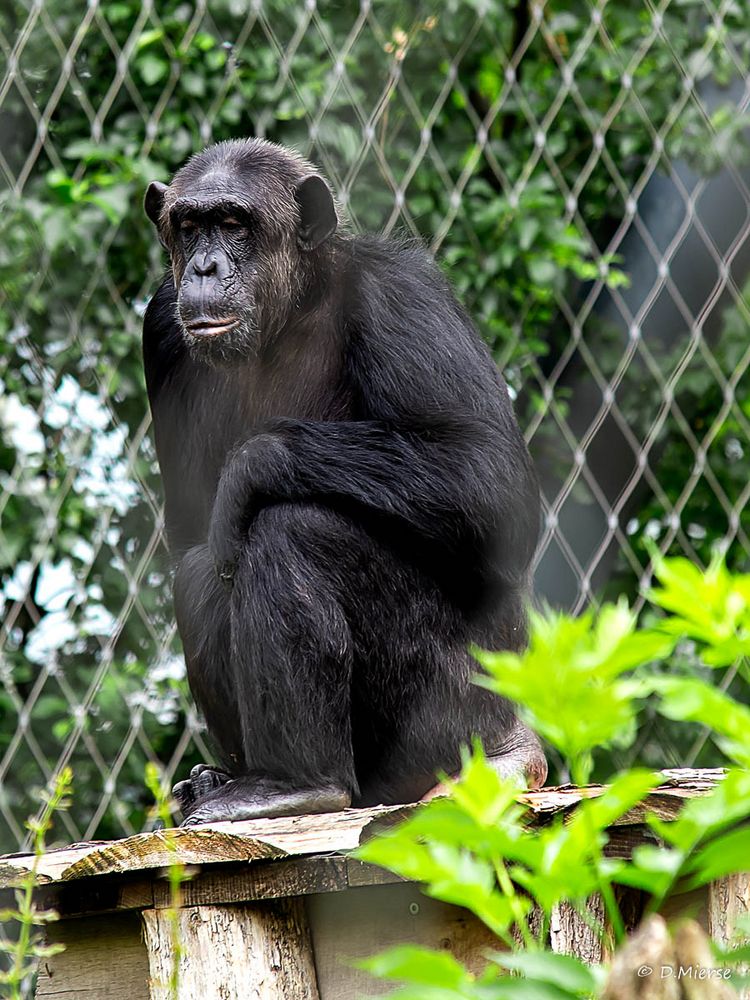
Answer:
[208, 432, 292, 586]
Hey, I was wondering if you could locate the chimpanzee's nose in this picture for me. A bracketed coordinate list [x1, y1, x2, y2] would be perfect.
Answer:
[193, 254, 217, 277]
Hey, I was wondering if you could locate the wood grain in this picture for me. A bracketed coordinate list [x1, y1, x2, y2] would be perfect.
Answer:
[35, 912, 149, 999]
[708, 873, 750, 1000]
[307, 881, 500, 999]
[142, 899, 320, 999]
[550, 896, 607, 965]
[1, 769, 726, 890]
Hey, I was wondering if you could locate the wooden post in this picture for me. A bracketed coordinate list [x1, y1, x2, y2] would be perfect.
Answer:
[550, 897, 607, 965]
[708, 874, 750, 1000]
[141, 899, 320, 999]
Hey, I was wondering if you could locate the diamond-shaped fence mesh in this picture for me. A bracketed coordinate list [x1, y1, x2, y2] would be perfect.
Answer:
[0, 0, 748, 853]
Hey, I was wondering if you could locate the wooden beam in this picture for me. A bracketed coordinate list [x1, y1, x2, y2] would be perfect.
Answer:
[32, 856, 404, 919]
[153, 856, 349, 909]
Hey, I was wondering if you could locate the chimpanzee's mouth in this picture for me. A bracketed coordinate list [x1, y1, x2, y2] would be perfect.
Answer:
[185, 317, 240, 338]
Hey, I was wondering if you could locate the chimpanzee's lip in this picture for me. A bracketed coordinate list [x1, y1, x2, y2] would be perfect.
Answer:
[186, 316, 240, 338]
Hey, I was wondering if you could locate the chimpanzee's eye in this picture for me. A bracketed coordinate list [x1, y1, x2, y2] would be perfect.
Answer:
[179, 219, 197, 234]
[221, 217, 245, 231]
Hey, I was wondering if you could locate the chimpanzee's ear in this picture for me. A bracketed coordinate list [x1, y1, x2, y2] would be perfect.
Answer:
[294, 175, 337, 251]
[144, 181, 168, 227]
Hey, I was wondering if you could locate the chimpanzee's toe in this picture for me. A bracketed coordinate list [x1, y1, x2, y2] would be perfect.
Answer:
[172, 764, 233, 820]
[171, 778, 195, 814]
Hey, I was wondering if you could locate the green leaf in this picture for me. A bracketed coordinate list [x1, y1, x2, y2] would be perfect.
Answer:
[647, 550, 750, 659]
[616, 844, 683, 896]
[583, 769, 660, 829]
[647, 771, 750, 853]
[644, 677, 750, 765]
[518, 218, 540, 251]
[489, 951, 598, 996]
[181, 73, 206, 98]
[357, 945, 470, 988]
[135, 28, 164, 50]
[446, 743, 524, 826]
[88, 185, 131, 225]
[527, 257, 558, 285]
[475, 604, 673, 772]
[489, 980, 589, 1000]
[138, 53, 168, 86]
[685, 827, 750, 887]
[63, 140, 120, 161]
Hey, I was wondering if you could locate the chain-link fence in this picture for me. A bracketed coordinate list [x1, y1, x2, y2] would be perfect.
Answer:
[0, 0, 748, 852]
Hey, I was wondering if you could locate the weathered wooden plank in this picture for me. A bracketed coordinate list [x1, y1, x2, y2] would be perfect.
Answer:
[152, 856, 349, 909]
[0, 804, 404, 887]
[345, 857, 406, 888]
[62, 828, 284, 879]
[32, 855, 408, 918]
[33, 871, 156, 918]
[35, 912, 149, 999]
[708, 872, 750, 946]
[307, 881, 500, 999]
[516, 770, 726, 826]
[142, 899, 320, 999]
[604, 825, 660, 859]
[0, 770, 726, 889]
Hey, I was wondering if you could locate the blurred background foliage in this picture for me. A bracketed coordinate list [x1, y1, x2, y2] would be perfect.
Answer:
[0, 0, 748, 848]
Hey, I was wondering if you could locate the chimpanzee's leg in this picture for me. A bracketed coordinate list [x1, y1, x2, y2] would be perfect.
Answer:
[172, 544, 241, 818]
[172, 504, 546, 824]
[349, 585, 547, 806]
[356, 694, 546, 804]
[420, 717, 547, 801]
[177, 503, 356, 825]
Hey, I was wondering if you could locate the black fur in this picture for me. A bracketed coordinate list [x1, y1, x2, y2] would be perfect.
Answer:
[143, 140, 541, 819]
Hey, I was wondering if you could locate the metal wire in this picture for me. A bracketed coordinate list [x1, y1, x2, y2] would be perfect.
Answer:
[0, 0, 748, 850]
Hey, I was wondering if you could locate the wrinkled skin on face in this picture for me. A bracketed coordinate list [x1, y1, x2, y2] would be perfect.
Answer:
[144, 140, 337, 361]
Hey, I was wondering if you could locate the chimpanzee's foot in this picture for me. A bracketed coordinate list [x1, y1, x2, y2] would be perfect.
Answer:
[180, 775, 352, 826]
[486, 718, 547, 789]
[421, 718, 547, 801]
[172, 763, 232, 818]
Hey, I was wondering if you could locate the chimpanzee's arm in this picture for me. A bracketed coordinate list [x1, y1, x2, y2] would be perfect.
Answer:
[209, 239, 539, 583]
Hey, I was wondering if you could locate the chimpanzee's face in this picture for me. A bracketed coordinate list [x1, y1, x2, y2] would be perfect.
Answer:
[172, 194, 258, 351]
[144, 155, 337, 361]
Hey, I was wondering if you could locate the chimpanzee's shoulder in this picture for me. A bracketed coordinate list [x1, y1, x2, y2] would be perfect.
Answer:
[142, 273, 186, 398]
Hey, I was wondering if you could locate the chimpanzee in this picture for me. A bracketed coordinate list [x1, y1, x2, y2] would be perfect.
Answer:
[142, 138, 546, 826]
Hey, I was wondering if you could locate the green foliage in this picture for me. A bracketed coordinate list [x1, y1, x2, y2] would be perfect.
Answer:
[648, 549, 750, 667]
[356, 555, 750, 997]
[0, 768, 72, 999]
[359, 944, 602, 1000]
[475, 603, 674, 783]
[607, 280, 750, 590]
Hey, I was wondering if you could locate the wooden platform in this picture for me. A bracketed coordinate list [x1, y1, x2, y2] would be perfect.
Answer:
[0, 769, 746, 999]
